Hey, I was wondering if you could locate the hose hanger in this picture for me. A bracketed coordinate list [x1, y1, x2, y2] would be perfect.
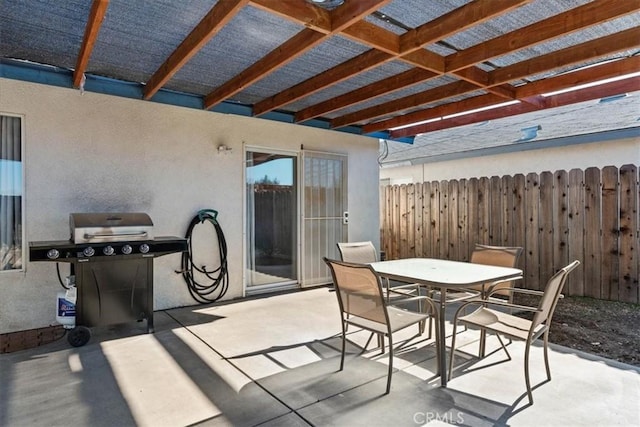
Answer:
[181, 209, 229, 303]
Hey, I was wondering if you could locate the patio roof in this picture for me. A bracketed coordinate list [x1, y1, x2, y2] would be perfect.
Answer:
[1, 0, 638, 146]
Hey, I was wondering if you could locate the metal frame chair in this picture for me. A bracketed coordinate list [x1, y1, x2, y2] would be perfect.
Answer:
[324, 258, 437, 394]
[448, 260, 580, 405]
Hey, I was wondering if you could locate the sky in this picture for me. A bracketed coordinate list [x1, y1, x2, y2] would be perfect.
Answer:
[247, 158, 293, 185]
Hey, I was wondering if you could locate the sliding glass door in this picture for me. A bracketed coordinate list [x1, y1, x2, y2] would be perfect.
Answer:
[245, 149, 298, 292]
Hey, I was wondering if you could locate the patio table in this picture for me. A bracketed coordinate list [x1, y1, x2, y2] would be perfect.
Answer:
[369, 257, 522, 387]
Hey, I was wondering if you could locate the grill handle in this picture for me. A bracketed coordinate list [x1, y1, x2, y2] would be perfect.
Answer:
[83, 231, 148, 239]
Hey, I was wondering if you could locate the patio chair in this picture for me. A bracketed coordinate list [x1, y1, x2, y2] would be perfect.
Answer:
[469, 244, 524, 302]
[447, 260, 580, 405]
[434, 244, 523, 304]
[337, 241, 421, 302]
[324, 258, 437, 394]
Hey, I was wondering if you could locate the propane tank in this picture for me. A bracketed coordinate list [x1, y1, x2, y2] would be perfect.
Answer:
[56, 282, 76, 329]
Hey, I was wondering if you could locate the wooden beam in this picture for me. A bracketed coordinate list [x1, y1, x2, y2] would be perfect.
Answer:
[363, 93, 505, 134]
[490, 27, 640, 86]
[73, 0, 109, 88]
[400, 0, 530, 53]
[391, 77, 640, 137]
[367, 56, 640, 134]
[516, 55, 640, 98]
[295, 68, 438, 122]
[331, 80, 479, 128]
[330, 0, 394, 32]
[340, 20, 399, 55]
[249, 0, 393, 115]
[144, 0, 248, 100]
[446, 0, 640, 73]
[249, 0, 331, 33]
[251, 0, 526, 117]
[253, 49, 392, 116]
[203, 28, 325, 110]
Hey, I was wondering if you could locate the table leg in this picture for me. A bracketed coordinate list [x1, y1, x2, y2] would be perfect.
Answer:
[438, 287, 447, 387]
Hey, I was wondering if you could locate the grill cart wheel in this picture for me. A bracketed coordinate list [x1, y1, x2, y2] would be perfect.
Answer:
[67, 326, 91, 347]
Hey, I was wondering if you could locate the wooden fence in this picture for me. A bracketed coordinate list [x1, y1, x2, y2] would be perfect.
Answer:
[380, 165, 639, 304]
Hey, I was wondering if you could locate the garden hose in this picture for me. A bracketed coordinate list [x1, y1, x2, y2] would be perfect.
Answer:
[181, 209, 229, 303]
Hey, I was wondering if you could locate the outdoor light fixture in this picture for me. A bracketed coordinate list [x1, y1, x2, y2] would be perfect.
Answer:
[306, 0, 345, 11]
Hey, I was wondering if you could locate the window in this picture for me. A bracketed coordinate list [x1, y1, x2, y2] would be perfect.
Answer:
[0, 115, 23, 271]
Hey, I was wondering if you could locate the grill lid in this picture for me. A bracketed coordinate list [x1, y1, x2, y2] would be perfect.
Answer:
[70, 213, 154, 243]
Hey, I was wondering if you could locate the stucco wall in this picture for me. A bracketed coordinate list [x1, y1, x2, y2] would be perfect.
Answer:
[0, 78, 380, 334]
[380, 137, 640, 184]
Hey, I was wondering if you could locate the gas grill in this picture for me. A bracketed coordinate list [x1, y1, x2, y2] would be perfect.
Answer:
[29, 213, 187, 346]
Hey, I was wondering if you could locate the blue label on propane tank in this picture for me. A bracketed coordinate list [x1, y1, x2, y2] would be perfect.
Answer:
[58, 298, 76, 317]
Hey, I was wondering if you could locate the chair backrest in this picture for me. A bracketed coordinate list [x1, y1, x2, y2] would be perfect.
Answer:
[324, 258, 388, 325]
[470, 244, 523, 295]
[532, 260, 581, 330]
[337, 241, 378, 263]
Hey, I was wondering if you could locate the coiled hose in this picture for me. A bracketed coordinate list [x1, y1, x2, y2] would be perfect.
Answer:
[181, 209, 229, 303]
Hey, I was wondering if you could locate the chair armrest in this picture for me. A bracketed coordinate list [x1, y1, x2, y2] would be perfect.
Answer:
[452, 298, 542, 321]
[485, 275, 523, 294]
[486, 284, 549, 299]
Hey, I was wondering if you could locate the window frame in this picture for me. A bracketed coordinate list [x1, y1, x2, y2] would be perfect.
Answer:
[0, 112, 25, 273]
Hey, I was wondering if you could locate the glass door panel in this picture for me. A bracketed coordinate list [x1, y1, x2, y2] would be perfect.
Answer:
[245, 150, 298, 290]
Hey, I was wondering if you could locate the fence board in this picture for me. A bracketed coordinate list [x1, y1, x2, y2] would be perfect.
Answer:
[415, 183, 424, 258]
[553, 170, 570, 273]
[439, 180, 450, 259]
[539, 171, 554, 283]
[408, 184, 417, 257]
[449, 180, 459, 260]
[513, 174, 526, 273]
[430, 181, 440, 260]
[467, 178, 479, 254]
[458, 179, 469, 261]
[601, 166, 620, 301]
[525, 173, 541, 290]
[618, 164, 639, 303]
[399, 185, 409, 258]
[567, 169, 585, 296]
[422, 182, 432, 257]
[584, 167, 602, 298]
[478, 177, 490, 245]
[502, 175, 514, 247]
[490, 176, 502, 245]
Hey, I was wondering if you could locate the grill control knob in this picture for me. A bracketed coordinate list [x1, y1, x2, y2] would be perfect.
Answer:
[139, 244, 150, 254]
[121, 244, 132, 255]
[103, 246, 115, 256]
[46, 249, 60, 260]
[83, 247, 95, 257]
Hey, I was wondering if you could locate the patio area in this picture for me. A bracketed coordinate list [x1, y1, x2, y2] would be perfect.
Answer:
[1, 286, 638, 427]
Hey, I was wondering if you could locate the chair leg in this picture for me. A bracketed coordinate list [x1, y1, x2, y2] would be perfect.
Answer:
[524, 339, 534, 405]
[340, 322, 346, 371]
[386, 334, 393, 394]
[448, 321, 459, 380]
[543, 331, 551, 381]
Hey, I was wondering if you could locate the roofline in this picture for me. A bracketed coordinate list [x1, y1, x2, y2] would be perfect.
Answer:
[0, 58, 414, 144]
[380, 127, 640, 167]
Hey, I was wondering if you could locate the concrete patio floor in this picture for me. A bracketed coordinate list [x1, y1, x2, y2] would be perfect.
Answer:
[1, 286, 638, 426]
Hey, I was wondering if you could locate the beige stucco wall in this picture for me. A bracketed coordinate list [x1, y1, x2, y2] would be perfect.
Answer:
[380, 137, 640, 184]
[0, 78, 380, 334]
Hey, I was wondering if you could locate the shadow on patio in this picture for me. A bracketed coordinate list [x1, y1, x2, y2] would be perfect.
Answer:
[1, 287, 638, 426]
